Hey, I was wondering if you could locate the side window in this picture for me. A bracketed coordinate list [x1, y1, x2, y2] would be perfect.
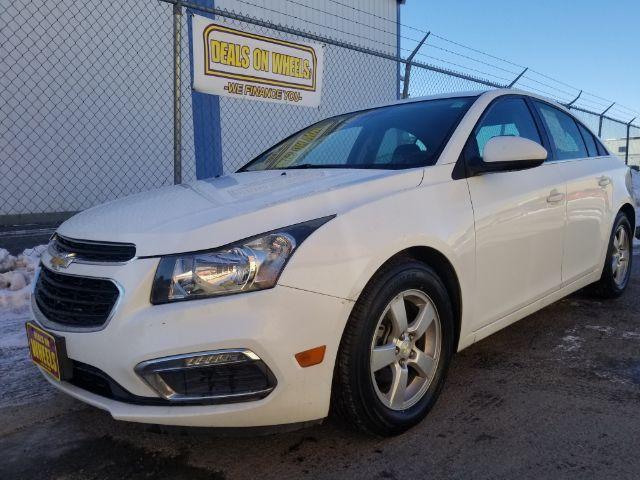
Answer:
[534, 102, 589, 160]
[474, 98, 541, 159]
[375, 128, 427, 165]
[577, 123, 598, 157]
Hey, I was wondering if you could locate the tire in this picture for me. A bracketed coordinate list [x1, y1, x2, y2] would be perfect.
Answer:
[332, 257, 455, 436]
[588, 212, 633, 299]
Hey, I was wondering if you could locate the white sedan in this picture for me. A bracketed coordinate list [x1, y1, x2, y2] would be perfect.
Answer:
[27, 89, 637, 436]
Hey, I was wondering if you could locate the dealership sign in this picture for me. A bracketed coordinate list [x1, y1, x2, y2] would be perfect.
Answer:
[192, 16, 324, 107]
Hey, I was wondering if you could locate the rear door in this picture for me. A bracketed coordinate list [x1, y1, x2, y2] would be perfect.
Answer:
[465, 96, 566, 330]
[531, 101, 614, 285]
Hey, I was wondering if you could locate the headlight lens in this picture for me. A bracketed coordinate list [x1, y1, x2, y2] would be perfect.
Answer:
[151, 216, 334, 304]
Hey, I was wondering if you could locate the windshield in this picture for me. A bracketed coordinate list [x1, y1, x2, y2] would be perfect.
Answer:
[239, 97, 475, 171]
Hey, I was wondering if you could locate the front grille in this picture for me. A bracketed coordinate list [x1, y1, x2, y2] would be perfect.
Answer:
[53, 234, 136, 263]
[34, 266, 120, 328]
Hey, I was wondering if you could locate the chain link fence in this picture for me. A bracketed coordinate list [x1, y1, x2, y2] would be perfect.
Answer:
[1, 0, 638, 224]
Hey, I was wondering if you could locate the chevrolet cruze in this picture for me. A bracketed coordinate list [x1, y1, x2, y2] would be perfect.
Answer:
[27, 89, 637, 436]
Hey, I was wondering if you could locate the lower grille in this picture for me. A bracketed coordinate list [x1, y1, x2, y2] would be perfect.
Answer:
[69, 361, 269, 406]
[34, 266, 120, 328]
[69, 361, 172, 406]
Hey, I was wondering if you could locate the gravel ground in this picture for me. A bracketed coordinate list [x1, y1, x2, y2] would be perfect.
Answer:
[1, 258, 639, 479]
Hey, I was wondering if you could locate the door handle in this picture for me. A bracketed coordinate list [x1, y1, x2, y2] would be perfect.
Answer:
[547, 190, 565, 204]
[598, 176, 611, 187]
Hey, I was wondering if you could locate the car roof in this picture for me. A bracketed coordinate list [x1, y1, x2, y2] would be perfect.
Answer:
[375, 88, 572, 115]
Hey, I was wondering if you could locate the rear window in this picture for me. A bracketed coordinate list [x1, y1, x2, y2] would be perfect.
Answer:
[239, 97, 475, 171]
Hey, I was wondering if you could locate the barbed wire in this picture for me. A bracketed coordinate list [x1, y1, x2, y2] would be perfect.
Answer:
[228, 0, 410, 55]
[321, 0, 639, 117]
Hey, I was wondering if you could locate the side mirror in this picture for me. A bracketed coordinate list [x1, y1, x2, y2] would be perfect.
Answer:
[469, 136, 548, 176]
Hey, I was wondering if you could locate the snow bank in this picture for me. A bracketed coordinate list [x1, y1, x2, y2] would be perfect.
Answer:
[0, 245, 46, 309]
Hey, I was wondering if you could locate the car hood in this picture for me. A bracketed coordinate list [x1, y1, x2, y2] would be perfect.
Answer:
[58, 168, 423, 256]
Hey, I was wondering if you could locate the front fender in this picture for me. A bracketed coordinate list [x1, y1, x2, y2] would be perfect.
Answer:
[278, 164, 476, 339]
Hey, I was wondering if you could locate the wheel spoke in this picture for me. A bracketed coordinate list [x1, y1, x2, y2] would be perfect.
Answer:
[409, 350, 435, 379]
[409, 302, 435, 339]
[619, 228, 627, 249]
[371, 344, 397, 372]
[388, 363, 408, 409]
[388, 295, 408, 335]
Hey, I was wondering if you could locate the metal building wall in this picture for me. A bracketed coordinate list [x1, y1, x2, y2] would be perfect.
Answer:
[0, 0, 398, 217]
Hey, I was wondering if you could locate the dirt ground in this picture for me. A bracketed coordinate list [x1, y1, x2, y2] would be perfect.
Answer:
[1, 260, 639, 480]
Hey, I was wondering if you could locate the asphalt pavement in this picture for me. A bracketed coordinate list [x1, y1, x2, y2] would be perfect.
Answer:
[1, 261, 639, 480]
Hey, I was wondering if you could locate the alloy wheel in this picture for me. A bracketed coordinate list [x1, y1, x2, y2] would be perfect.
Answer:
[370, 289, 441, 411]
[612, 224, 630, 287]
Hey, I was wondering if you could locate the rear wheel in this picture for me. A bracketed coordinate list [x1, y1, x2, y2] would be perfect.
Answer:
[589, 212, 633, 298]
[332, 258, 455, 436]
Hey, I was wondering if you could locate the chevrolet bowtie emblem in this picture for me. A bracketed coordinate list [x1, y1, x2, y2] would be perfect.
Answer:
[50, 252, 76, 270]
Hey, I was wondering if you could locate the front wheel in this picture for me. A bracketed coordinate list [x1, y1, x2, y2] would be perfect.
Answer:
[589, 212, 633, 298]
[332, 258, 455, 436]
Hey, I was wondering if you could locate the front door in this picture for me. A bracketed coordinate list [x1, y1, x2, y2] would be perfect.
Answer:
[465, 97, 566, 330]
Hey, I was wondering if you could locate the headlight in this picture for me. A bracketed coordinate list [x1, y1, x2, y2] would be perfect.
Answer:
[150, 216, 334, 304]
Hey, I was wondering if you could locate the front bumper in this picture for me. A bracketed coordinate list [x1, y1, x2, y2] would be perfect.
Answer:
[32, 255, 353, 427]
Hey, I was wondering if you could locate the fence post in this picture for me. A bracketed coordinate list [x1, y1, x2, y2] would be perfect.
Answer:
[625, 117, 636, 165]
[173, 0, 183, 185]
[402, 32, 430, 99]
[597, 102, 615, 138]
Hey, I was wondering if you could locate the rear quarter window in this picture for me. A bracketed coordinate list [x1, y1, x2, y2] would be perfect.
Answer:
[577, 123, 598, 157]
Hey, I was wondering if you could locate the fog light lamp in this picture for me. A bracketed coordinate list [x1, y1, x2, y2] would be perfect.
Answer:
[135, 349, 276, 404]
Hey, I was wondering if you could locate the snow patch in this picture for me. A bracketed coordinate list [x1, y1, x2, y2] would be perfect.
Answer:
[585, 325, 614, 335]
[593, 369, 631, 386]
[622, 331, 640, 340]
[557, 334, 584, 352]
[0, 304, 30, 348]
[0, 245, 46, 309]
[0, 246, 51, 407]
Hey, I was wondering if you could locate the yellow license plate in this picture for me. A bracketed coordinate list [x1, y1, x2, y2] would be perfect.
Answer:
[26, 321, 64, 381]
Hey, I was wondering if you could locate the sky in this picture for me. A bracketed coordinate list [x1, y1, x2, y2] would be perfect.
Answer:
[400, 0, 640, 119]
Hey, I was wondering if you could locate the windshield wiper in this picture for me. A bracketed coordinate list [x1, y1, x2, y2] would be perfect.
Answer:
[281, 163, 339, 170]
[282, 163, 409, 170]
[284, 164, 326, 169]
